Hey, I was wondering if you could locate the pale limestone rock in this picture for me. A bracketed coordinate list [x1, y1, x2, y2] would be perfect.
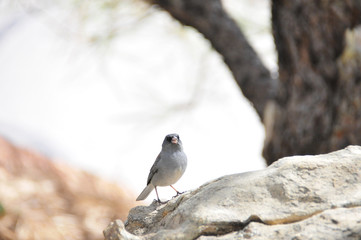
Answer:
[199, 207, 361, 240]
[103, 220, 140, 240]
[104, 146, 361, 240]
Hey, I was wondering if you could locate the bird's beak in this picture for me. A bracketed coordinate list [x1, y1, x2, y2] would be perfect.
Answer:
[171, 137, 178, 144]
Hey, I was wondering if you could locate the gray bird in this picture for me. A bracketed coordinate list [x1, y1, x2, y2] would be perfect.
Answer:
[136, 133, 187, 203]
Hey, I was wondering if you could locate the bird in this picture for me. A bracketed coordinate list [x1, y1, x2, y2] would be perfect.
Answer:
[136, 133, 187, 203]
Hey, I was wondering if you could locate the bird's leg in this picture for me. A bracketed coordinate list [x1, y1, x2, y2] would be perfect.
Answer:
[170, 185, 184, 198]
[155, 187, 167, 204]
[155, 187, 161, 203]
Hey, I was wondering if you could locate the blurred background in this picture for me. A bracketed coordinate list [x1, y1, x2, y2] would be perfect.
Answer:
[0, 0, 276, 239]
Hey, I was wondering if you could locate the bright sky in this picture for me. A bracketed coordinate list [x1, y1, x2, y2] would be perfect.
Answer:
[0, 0, 275, 202]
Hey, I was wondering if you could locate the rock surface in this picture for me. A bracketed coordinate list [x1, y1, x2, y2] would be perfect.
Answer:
[104, 146, 361, 240]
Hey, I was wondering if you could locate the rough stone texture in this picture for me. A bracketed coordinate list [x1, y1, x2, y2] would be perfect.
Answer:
[104, 220, 140, 240]
[104, 146, 361, 240]
[199, 207, 361, 240]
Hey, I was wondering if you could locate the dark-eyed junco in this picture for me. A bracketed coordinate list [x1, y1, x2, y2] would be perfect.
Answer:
[136, 133, 187, 203]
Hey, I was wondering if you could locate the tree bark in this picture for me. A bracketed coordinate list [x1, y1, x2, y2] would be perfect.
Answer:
[150, 0, 278, 120]
[150, 0, 361, 165]
[264, 0, 361, 164]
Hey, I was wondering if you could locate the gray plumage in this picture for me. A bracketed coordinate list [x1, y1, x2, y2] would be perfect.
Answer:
[136, 133, 187, 202]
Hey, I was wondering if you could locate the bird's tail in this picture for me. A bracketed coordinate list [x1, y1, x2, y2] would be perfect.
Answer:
[136, 184, 154, 201]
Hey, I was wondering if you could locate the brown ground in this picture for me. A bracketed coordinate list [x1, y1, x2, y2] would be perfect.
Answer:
[0, 136, 135, 240]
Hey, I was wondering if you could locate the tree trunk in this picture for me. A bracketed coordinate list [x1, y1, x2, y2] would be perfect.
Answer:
[264, 0, 361, 164]
[151, 0, 361, 165]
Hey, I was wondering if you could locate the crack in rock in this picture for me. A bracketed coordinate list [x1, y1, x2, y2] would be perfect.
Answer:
[196, 204, 361, 239]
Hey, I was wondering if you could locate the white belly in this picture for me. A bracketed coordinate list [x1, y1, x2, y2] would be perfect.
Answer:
[150, 151, 187, 186]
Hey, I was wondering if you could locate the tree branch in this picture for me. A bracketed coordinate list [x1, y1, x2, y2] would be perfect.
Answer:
[150, 0, 278, 120]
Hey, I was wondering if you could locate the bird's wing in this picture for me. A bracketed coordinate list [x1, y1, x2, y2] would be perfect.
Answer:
[147, 153, 161, 185]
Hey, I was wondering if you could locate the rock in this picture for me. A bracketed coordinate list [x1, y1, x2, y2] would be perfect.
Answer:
[199, 207, 361, 240]
[104, 145, 361, 240]
[103, 220, 140, 240]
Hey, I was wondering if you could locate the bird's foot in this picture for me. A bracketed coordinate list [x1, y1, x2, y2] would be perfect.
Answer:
[156, 199, 168, 204]
[172, 191, 185, 198]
